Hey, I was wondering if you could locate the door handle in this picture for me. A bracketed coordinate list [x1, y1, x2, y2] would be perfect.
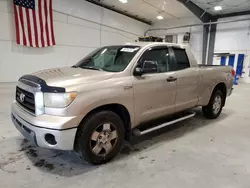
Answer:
[166, 76, 177, 82]
[124, 85, 133, 90]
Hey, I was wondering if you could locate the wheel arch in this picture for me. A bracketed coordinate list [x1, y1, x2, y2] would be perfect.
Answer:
[211, 82, 227, 106]
[76, 103, 132, 142]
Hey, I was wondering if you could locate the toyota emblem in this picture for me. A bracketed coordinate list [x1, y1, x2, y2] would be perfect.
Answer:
[20, 93, 25, 103]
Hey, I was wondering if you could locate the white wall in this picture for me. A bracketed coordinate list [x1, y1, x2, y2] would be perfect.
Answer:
[214, 15, 250, 83]
[147, 18, 203, 64]
[0, 0, 149, 82]
[148, 15, 250, 83]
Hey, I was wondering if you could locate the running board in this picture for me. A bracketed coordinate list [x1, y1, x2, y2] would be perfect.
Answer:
[133, 112, 196, 136]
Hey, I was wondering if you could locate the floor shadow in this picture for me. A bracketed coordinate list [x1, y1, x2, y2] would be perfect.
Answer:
[19, 139, 98, 177]
[19, 108, 234, 176]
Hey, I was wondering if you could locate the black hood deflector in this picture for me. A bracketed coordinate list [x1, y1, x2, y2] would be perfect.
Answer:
[19, 75, 66, 93]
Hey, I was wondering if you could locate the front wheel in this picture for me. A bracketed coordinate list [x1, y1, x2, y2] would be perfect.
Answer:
[202, 90, 224, 119]
[75, 111, 124, 165]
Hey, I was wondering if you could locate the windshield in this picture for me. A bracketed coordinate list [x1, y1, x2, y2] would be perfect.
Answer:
[73, 45, 141, 72]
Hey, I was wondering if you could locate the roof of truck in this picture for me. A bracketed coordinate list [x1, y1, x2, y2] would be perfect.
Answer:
[124, 42, 186, 48]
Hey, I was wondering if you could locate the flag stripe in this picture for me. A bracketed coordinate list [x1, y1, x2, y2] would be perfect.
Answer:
[46, 0, 52, 46]
[22, 7, 30, 46]
[38, 0, 45, 47]
[29, 9, 36, 47]
[35, 0, 42, 47]
[18, 6, 27, 46]
[13, 5, 20, 45]
[49, 0, 55, 45]
[41, 0, 47, 47]
[32, 9, 39, 47]
[16, 6, 23, 46]
[44, 0, 50, 46]
[25, 8, 33, 47]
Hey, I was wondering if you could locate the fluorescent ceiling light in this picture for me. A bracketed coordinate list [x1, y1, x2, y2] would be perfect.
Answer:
[214, 6, 222, 11]
[157, 15, 164, 20]
[119, 0, 128, 3]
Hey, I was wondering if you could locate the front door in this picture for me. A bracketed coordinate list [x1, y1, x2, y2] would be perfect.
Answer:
[133, 46, 177, 125]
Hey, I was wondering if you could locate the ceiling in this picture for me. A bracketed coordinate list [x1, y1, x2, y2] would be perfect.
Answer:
[97, 0, 197, 23]
[89, 0, 250, 24]
[191, 0, 250, 15]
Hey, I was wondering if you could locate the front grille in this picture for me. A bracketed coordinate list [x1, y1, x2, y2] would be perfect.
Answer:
[16, 87, 35, 114]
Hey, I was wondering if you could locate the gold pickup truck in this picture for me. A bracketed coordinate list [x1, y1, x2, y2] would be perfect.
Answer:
[11, 42, 234, 164]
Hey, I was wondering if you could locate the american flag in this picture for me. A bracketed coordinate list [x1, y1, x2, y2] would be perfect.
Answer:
[13, 0, 56, 47]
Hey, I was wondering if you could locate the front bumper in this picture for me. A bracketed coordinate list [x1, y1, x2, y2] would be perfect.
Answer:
[11, 101, 79, 150]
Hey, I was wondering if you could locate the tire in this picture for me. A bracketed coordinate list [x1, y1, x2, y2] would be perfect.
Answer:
[75, 111, 124, 165]
[202, 90, 224, 119]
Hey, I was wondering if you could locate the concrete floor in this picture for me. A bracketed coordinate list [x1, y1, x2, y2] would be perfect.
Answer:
[1, 83, 250, 188]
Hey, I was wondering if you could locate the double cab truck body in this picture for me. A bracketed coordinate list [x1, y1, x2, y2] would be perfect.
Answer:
[11, 42, 234, 164]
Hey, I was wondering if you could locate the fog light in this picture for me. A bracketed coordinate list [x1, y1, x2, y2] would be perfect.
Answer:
[45, 134, 57, 145]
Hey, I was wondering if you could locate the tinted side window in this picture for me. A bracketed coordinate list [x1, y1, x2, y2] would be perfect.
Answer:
[173, 48, 190, 70]
[138, 47, 170, 73]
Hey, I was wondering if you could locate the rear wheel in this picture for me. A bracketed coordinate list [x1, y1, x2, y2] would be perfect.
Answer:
[202, 90, 224, 119]
[75, 111, 124, 165]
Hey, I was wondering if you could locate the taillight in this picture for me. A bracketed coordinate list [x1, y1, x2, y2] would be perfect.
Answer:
[231, 69, 236, 77]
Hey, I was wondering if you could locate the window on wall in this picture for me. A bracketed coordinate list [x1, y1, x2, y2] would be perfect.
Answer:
[172, 48, 190, 70]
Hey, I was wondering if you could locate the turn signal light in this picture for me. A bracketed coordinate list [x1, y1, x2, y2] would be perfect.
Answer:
[232, 69, 236, 77]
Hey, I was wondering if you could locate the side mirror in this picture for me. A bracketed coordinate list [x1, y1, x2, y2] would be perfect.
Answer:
[134, 61, 158, 76]
[134, 67, 144, 76]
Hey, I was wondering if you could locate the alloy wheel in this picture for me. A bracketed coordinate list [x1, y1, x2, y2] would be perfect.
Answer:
[89, 123, 118, 156]
[213, 95, 222, 114]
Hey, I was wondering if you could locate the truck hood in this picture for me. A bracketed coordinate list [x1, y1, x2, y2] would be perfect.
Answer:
[31, 67, 115, 88]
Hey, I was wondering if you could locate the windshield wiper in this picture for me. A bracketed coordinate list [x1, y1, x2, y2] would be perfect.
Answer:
[79, 66, 104, 71]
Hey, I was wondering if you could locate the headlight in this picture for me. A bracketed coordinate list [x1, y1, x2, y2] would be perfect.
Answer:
[44, 92, 77, 108]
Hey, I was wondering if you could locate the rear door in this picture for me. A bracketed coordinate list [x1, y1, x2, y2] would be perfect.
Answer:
[170, 47, 200, 112]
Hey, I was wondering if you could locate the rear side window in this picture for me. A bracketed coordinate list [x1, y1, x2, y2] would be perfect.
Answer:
[173, 48, 190, 70]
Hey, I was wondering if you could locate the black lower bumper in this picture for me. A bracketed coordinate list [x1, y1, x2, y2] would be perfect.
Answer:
[12, 114, 37, 146]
